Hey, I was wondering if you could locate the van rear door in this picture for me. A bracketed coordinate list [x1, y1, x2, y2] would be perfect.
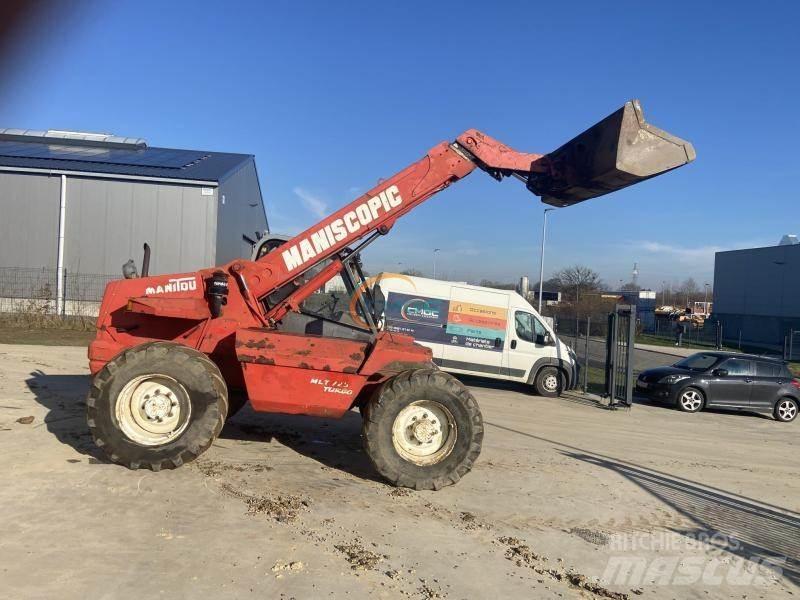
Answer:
[441, 287, 509, 375]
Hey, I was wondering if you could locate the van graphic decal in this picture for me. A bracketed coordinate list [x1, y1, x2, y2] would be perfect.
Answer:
[400, 298, 442, 324]
[385, 291, 505, 352]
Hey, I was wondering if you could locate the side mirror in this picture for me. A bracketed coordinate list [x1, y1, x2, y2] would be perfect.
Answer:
[536, 333, 553, 346]
[712, 368, 728, 377]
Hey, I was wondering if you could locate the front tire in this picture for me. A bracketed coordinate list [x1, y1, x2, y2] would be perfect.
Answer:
[534, 366, 563, 397]
[677, 387, 704, 413]
[774, 397, 798, 422]
[87, 342, 228, 470]
[362, 369, 483, 490]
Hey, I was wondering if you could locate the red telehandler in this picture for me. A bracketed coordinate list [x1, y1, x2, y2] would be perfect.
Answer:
[87, 101, 694, 489]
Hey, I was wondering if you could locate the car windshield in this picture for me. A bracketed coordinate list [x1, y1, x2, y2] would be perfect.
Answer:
[673, 353, 720, 371]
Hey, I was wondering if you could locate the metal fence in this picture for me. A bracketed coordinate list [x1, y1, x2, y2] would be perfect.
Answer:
[0, 267, 117, 316]
[549, 314, 608, 396]
[783, 330, 800, 362]
[647, 316, 723, 349]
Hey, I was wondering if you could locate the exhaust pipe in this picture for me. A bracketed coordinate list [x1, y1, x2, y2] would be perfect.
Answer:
[141, 243, 151, 277]
[528, 100, 695, 207]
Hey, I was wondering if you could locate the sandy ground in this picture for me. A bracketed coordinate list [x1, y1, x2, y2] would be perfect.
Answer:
[0, 343, 797, 600]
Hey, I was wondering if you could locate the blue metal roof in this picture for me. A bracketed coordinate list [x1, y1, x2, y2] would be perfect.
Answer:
[0, 133, 253, 182]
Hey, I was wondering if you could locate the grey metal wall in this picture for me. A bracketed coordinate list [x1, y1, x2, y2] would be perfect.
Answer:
[216, 159, 268, 264]
[714, 245, 800, 318]
[0, 171, 61, 268]
[64, 177, 217, 276]
[714, 244, 800, 349]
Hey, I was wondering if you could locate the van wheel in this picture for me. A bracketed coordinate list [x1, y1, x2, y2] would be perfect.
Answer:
[534, 366, 563, 397]
[362, 369, 483, 490]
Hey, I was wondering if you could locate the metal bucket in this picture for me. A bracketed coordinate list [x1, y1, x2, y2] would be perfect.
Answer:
[528, 100, 695, 207]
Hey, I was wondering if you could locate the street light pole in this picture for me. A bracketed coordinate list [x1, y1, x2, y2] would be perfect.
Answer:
[704, 283, 710, 316]
[433, 248, 441, 279]
[537, 208, 555, 314]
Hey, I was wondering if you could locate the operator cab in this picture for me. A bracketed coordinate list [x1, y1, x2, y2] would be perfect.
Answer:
[252, 234, 384, 341]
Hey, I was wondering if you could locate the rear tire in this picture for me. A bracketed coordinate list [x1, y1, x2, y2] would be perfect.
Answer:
[362, 369, 483, 490]
[87, 342, 228, 471]
[774, 397, 798, 422]
[534, 366, 563, 397]
[677, 387, 704, 413]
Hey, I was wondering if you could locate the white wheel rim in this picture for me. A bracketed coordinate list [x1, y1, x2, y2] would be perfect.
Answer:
[115, 374, 191, 446]
[391, 400, 457, 466]
[778, 400, 797, 421]
[680, 390, 702, 411]
[543, 374, 559, 392]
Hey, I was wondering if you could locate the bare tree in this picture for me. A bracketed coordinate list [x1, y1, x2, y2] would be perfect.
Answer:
[551, 265, 603, 300]
[400, 268, 425, 277]
[677, 277, 701, 307]
[679, 277, 699, 295]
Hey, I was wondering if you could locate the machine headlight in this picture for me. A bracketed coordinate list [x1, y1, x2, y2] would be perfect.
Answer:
[660, 374, 690, 384]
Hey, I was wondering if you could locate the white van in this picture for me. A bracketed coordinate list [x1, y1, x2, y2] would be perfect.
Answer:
[376, 274, 578, 396]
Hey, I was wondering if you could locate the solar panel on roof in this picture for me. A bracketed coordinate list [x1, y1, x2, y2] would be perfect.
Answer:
[0, 141, 208, 170]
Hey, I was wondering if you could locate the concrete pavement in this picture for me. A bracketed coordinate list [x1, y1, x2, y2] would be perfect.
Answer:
[1, 343, 797, 599]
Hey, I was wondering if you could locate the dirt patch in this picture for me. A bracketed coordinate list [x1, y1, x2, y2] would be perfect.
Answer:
[271, 560, 304, 576]
[498, 536, 543, 566]
[497, 536, 628, 600]
[458, 511, 487, 531]
[193, 459, 272, 477]
[389, 487, 411, 497]
[418, 578, 445, 599]
[546, 569, 629, 600]
[220, 483, 309, 522]
[569, 527, 609, 546]
[15, 415, 35, 424]
[334, 540, 386, 570]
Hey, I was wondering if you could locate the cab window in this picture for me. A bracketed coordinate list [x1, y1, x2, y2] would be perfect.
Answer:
[515, 311, 546, 343]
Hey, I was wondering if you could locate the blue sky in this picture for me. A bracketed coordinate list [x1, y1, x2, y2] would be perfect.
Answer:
[3, 1, 798, 289]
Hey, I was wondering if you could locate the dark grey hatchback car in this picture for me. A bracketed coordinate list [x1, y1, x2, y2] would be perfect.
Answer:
[636, 352, 799, 422]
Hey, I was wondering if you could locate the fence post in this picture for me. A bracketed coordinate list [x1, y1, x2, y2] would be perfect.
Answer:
[738, 330, 742, 351]
[61, 268, 67, 317]
[790, 330, 794, 362]
[583, 316, 590, 394]
[784, 335, 789, 361]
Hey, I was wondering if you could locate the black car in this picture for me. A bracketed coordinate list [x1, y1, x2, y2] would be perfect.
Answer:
[636, 352, 799, 422]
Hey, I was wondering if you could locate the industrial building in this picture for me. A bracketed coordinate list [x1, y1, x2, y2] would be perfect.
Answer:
[713, 238, 800, 351]
[0, 129, 268, 312]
